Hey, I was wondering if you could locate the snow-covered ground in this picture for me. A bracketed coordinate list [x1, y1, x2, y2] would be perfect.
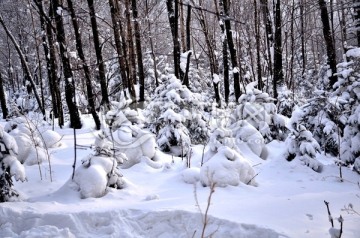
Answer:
[0, 115, 359, 238]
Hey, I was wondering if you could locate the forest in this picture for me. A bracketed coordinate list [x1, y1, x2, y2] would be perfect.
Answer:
[0, 0, 360, 237]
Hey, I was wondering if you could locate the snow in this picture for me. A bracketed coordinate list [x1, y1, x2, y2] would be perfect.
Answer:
[0, 118, 359, 238]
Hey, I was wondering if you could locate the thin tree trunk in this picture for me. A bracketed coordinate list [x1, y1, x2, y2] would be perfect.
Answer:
[125, 0, 137, 99]
[215, 0, 229, 103]
[260, 0, 273, 82]
[273, 0, 283, 99]
[222, 0, 241, 101]
[0, 13, 45, 116]
[0, 73, 8, 119]
[254, 0, 263, 90]
[179, 0, 186, 51]
[52, 0, 82, 129]
[300, 0, 306, 75]
[319, 0, 337, 89]
[67, 0, 101, 130]
[354, 0, 360, 46]
[145, 0, 159, 87]
[131, 0, 145, 102]
[166, 0, 182, 79]
[87, 0, 110, 109]
[196, 1, 221, 107]
[35, 0, 60, 122]
[109, 0, 129, 96]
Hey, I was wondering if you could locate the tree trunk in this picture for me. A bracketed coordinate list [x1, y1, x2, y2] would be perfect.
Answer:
[166, 0, 182, 79]
[52, 0, 82, 129]
[145, 0, 159, 88]
[354, 0, 360, 46]
[0, 73, 8, 119]
[0, 13, 45, 116]
[67, 0, 101, 130]
[109, 0, 129, 96]
[125, 0, 137, 99]
[222, 0, 241, 101]
[34, 0, 61, 123]
[260, 0, 273, 84]
[87, 0, 110, 109]
[254, 0, 263, 91]
[273, 0, 284, 99]
[131, 0, 145, 102]
[319, 0, 337, 89]
[197, 1, 221, 107]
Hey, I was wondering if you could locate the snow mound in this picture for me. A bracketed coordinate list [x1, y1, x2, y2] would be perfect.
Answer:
[0, 208, 281, 238]
[200, 146, 257, 187]
[41, 130, 62, 148]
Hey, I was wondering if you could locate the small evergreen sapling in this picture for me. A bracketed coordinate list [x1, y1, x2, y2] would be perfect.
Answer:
[285, 123, 323, 172]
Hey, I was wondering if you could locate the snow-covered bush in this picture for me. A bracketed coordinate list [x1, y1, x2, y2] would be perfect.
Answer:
[200, 146, 257, 187]
[277, 86, 294, 118]
[73, 132, 126, 199]
[104, 101, 159, 169]
[285, 121, 323, 172]
[145, 75, 209, 155]
[4, 117, 49, 166]
[231, 82, 289, 142]
[0, 126, 26, 202]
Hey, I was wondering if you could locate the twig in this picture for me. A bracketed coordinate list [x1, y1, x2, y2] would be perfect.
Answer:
[324, 200, 334, 227]
[201, 181, 216, 238]
[247, 173, 259, 185]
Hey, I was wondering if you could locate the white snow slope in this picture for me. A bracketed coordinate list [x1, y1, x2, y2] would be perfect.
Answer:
[0, 115, 359, 238]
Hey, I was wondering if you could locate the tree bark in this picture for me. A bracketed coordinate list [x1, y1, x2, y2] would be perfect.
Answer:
[131, 0, 145, 102]
[254, 0, 263, 91]
[87, 0, 110, 108]
[125, 0, 137, 99]
[354, 0, 360, 47]
[67, 0, 101, 130]
[273, 0, 284, 99]
[52, 0, 82, 129]
[109, 0, 129, 95]
[34, 0, 62, 124]
[222, 0, 241, 102]
[319, 0, 337, 89]
[145, 0, 159, 88]
[0, 73, 8, 119]
[166, 0, 182, 79]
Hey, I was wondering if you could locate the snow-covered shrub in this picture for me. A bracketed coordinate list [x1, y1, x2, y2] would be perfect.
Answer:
[73, 132, 126, 199]
[229, 120, 267, 158]
[290, 90, 342, 157]
[145, 75, 209, 155]
[200, 146, 257, 187]
[5, 117, 49, 166]
[335, 48, 360, 173]
[285, 122, 323, 172]
[104, 101, 158, 169]
[277, 86, 294, 118]
[231, 82, 289, 142]
[0, 126, 26, 202]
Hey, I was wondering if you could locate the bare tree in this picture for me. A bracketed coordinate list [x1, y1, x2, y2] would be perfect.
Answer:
[319, 0, 337, 89]
[87, 0, 110, 109]
[67, 0, 101, 130]
[51, 0, 82, 129]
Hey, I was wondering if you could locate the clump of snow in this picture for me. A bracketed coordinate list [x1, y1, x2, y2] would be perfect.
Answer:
[41, 130, 62, 148]
[181, 167, 200, 184]
[200, 146, 257, 187]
